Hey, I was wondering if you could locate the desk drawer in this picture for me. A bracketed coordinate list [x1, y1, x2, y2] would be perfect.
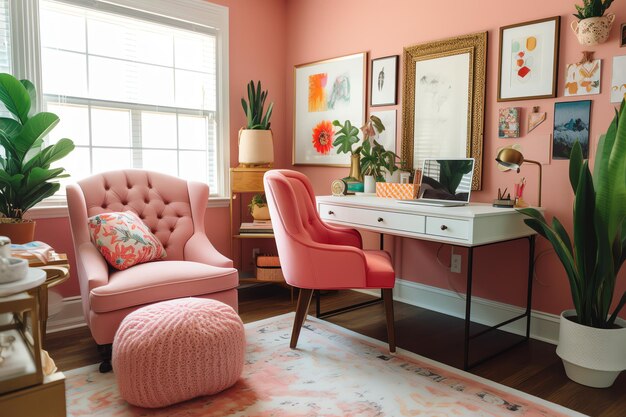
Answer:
[320, 204, 425, 234]
[426, 217, 470, 240]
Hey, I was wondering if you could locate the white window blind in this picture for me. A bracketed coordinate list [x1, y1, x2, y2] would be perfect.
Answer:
[40, 0, 220, 193]
[0, 0, 10, 76]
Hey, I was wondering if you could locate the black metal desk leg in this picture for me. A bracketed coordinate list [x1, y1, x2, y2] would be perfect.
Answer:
[316, 290, 321, 317]
[463, 247, 475, 371]
[525, 235, 536, 339]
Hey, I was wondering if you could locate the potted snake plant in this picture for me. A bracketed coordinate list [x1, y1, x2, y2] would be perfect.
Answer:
[520, 99, 626, 388]
[239, 80, 274, 166]
[0, 73, 75, 243]
[571, 0, 615, 45]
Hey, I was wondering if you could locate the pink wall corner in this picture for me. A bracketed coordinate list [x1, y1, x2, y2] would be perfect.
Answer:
[284, 0, 626, 317]
[209, 0, 289, 169]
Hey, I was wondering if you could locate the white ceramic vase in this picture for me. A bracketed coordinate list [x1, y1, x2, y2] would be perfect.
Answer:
[556, 310, 626, 388]
[571, 13, 615, 46]
[238, 129, 274, 165]
[363, 175, 376, 194]
[384, 170, 400, 183]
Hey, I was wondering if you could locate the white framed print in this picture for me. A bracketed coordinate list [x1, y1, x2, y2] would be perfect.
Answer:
[293, 52, 366, 166]
[371, 110, 397, 153]
[371, 55, 399, 106]
[611, 55, 626, 103]
[497, 16, 560, 101]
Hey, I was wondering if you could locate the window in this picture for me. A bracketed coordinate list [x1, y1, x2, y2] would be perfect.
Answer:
[0, 0, 10, 75]
[5, 0, 229, 198]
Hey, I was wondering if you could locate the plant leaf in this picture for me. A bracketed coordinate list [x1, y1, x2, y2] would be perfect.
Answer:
[0, 73, 31, 124]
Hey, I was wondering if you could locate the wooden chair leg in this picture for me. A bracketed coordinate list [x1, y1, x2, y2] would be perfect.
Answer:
[290, 288, 314, 349]
[382, 288, 396, 353]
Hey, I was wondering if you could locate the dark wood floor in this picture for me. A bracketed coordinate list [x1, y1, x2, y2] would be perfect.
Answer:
[46, 286, 626, 417]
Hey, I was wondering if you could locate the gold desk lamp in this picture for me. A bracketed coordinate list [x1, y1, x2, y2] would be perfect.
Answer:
[495, 148, 542, 207]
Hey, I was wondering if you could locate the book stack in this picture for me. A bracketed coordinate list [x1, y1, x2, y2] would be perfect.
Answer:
[239, 220, 273, 234]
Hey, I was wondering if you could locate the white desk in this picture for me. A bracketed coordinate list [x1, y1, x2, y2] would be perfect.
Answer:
[316, 195, 538, 370]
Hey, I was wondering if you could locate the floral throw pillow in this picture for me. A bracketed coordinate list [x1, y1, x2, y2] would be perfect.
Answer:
[88, 211, 166, 270]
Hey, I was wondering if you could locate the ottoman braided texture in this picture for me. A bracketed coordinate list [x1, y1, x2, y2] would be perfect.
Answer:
[112, 298, 245, 408]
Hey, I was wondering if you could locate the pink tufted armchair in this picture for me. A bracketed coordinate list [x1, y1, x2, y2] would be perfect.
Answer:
[264, 170, 396, 353]
[67, 170, 238, 372]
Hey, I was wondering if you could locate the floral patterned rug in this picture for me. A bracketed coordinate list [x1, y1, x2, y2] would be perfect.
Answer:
[65, 313, 585, 417]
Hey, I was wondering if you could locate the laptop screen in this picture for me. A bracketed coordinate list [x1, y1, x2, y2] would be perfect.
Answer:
[419, 158, 474, 203]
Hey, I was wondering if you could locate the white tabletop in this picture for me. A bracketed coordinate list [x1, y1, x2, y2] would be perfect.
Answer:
[0, 268, 46, 297]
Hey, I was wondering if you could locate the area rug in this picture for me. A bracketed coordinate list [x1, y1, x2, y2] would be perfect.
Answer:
[65, 313, 586, 417]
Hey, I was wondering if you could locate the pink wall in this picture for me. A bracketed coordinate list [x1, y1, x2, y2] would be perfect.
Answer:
[37, 0, 626, 319]
[37, 0, 288, 298]
[284, 0, 626, 316]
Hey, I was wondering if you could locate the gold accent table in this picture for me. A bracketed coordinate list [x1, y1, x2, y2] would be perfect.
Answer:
[28, 253, 71, 336]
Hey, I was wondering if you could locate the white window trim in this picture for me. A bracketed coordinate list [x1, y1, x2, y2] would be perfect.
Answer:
[8, 0, 230, 216]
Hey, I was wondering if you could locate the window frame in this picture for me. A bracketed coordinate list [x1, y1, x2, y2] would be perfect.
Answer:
[7, 0, 230, 214]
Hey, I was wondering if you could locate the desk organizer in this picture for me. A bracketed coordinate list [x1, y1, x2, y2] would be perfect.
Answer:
[376, 183, 419, 200]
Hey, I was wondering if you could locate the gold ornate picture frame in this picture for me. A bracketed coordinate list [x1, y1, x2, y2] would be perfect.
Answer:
[401, 32, 487, 190]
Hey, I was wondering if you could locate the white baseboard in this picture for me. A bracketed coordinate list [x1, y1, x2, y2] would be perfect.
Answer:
[46, 281, 561, 344]
[356, 279, 560, 345]
[46, 296, 87, 334]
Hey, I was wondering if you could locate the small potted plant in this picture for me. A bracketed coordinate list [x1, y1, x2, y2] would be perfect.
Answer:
[520, 99, 626, 388]
[248, 193, 270, 221]
[239, 80, 274, 166]
[360, 139, 399, 193]
[571, 0, 615, 45]
[0, 73, 75, 243]
[332, 119, 364, 182]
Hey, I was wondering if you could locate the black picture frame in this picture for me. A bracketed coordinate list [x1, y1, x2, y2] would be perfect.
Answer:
[370, 55, 399, 106]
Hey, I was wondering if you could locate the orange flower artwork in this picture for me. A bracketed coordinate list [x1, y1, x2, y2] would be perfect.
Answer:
[308, 73, 328, 112]
[311, 120, 334, 155]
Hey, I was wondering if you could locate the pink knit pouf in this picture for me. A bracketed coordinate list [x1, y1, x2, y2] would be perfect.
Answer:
[112, 298, 245, 408]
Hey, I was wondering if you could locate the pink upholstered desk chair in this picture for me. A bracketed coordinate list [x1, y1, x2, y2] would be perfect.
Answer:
[67, 170, 238, 372]
[264, 170, 396, 353]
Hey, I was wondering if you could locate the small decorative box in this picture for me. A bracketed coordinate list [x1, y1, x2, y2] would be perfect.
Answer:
[376, 183, 419, 200]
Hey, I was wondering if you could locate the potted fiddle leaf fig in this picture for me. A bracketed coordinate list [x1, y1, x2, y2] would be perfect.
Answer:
[519, 99, 626, 388]
[0, 73, 75, 243]
[571, 0, 615, 45]
[239, 80, 274, 166]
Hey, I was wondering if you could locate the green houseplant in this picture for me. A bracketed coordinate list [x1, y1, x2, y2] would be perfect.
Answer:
[0, 73, 75, 243]
[239, 80, 274, 166]
[520, 99, 626, 387]
[571, 0, 615, 45]
[248, 193, 270, 221]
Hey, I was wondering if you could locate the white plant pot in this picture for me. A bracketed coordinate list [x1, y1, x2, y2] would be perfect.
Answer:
[556, 310, 626, 388]
[571, 13, 615, 46]
[384, 170, 400, 183]
[363, 175, 376, 194]
[238, 129, 274, 165]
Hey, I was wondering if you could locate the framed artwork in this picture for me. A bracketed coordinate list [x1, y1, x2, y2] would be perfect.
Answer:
[401, 31, 487, 190]
[293, 52, 366, 166]
[371, 110, 396, 152]
[611, 55, 626, 103]
[564, 59, 601, 96]
[498, 107, 520, 138]
[371, 55, 399, 106]
[621, 23, 626, 47]
[553, 100, 591, 160]
[498, 16, 560, 102]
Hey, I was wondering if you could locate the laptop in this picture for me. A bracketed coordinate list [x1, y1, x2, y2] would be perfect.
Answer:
[398, 158, 475, 207]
